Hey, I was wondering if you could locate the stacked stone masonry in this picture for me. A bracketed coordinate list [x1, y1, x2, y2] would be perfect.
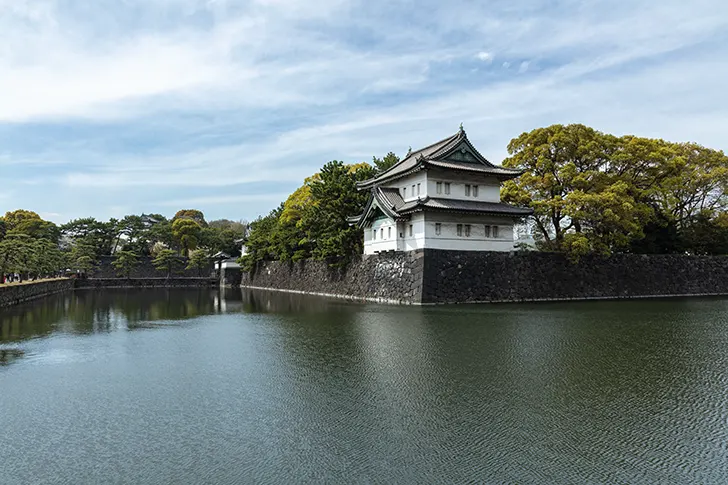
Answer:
[241, 250, 728, 304]
[0, 280, 75, 309]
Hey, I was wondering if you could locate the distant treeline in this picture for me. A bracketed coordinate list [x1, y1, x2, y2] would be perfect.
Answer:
[0, 209, 246, 282]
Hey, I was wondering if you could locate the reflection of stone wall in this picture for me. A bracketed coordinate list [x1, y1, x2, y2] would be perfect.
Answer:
[220, 267, 242, 287]
[76, 278, 217, 289]
[241, 250, 728, 304]
[89, 256, 214, 279]
[241, 251, 425, 304]
[0, 279, 75, 308]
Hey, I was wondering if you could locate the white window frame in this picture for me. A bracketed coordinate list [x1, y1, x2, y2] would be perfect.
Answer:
[444, 182, 451, 195]
[493, 226, 499, 238]
[456, 224, 463, 237]
[484, 225, 491, 238]
[465, 224, 471, 237]
[464, 184, 471, 196]
[436, 182, 442, 194]
[473, 185, 478, 197]
[435, 223, 441, 235]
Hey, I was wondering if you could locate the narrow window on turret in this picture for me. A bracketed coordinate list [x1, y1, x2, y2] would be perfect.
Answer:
[457, 224, 463, 237]
[409, 225, 413, 237]
[465, 224, 471, 237]
[473, 185, 479, 197]
[493, 226, 499, 238]
[484, 225, 491, 238]
[444, 183, 451, 194]
[417, 183, 421, 195]
[403, 187, 406, 198]
[436, 182, 442, 194]
[435, 223, 441, 235]
[373, 229, 376, 240]
[464, 184, 471, 196]
[388, 227, 392, 239]
[412, 184, 415, 195]
[380, 228, 384, 239]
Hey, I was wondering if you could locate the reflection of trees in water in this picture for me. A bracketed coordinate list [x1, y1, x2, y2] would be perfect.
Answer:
[238, 288, 358, 314]
[0, 289, 220, 342]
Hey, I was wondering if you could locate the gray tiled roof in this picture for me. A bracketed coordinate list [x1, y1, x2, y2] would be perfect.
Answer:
[377, 187, 405, 210]
[398, 197, 533, 217]
[357, 129, 521, 188]
[426, 160, 521, 177]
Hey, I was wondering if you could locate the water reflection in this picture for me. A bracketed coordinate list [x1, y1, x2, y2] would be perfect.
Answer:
[1, 289, 727, 483]
[0, 288, 221, 342]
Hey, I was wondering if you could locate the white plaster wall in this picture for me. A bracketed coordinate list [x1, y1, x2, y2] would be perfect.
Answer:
[423, 212, 515, 251]
[425, 169, 501, 203]
[400, 213, 426, 251]
[363, 216, 398, 254]
[383, 171, 427, 202]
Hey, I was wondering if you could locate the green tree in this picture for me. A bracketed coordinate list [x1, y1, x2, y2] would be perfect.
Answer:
[372, 151, 400, 174]
[173, 209, 207, 227]
[112, 250, 141, 279]
[172, 218, 202, 256]
[239, 208, 282, 270]
[187, 249, 211, 277]
[0, 234, 34, 282]
[70, 242, 97, 275]
[30, 239, 65, 278]
[502, 124, 655, 255]
[302, 160, 376, 264]
[153, 249, 184, 278]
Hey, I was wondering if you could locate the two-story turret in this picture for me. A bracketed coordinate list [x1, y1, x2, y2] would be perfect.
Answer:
[349, 127, 533, 254]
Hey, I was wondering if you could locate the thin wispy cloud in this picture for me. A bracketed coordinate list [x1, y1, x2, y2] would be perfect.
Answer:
[1, 0, 727, 222]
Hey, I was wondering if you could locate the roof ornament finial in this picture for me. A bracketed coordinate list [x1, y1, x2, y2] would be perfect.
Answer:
[459, 122, 465, 133]
[406, 146, 412, 157]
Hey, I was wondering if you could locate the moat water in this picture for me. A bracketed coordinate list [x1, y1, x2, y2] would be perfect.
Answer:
[1, 289, 727, 484]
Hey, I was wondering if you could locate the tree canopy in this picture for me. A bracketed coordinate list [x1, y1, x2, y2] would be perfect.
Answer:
[502, 124, 728, 257]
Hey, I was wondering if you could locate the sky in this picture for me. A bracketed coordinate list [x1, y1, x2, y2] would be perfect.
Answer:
[1, 0, 727, 224]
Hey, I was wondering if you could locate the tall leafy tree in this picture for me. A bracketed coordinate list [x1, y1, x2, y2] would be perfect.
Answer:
[172, 219, 202, 256]
[372, 152, 400, 174]
[187, 249, 211, 277]
[153, 249, 184, 278]
[112, 250, 141, 279]
[173, 209, 207, 227]
[302, 160, 376, 264]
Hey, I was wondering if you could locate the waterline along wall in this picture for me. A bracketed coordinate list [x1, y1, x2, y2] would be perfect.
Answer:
[0, 279, 76, 309]
[240, 250, 728, 304]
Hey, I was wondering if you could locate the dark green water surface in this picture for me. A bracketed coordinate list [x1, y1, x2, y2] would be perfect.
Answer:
[1, 289, 727, 484]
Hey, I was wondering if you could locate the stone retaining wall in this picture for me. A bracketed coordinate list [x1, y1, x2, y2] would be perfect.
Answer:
[241, 250, 728, 304]
[75, 278, 217, 289]
[421, 250, 728, 303]
[241, 251, 424, 304]
[0, 279, 75, 309]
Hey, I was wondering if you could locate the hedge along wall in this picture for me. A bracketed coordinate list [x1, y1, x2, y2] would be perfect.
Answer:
[241, 250, 728, 304]
[0, 279, 75, 309]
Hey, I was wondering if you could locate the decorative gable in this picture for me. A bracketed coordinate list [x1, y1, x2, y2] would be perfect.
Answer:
[444, 143, 479, 164]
